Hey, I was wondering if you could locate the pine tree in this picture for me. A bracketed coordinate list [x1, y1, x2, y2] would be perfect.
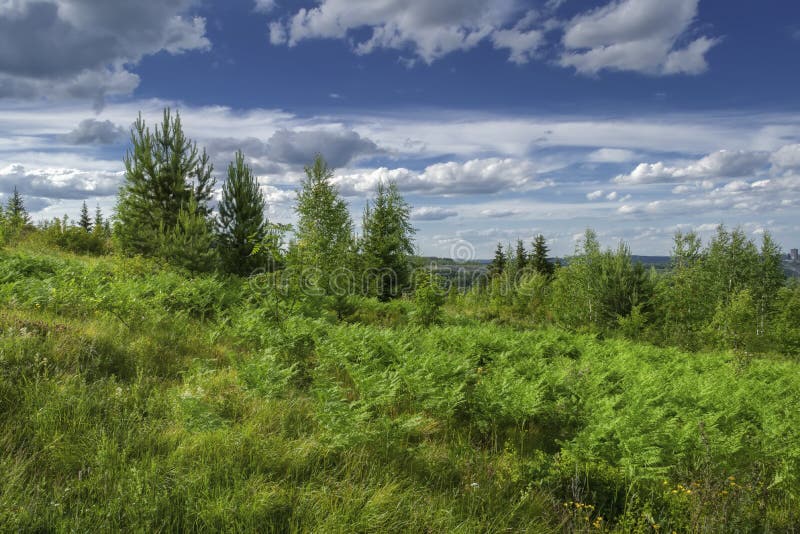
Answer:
[530, 234, 553, 276]
[513, 239, 527, 273]
[361, 180, 416, 300]
[293, 155, 354, 295]
[92, 205, 107, 237]
[78, 201, 92, 232]
[6, 186, 30, 227]
[488, 242, 506, 277]
[218, 151, 268, 275]
[159, 196, 217, 273]
[115, 109, 215, 256]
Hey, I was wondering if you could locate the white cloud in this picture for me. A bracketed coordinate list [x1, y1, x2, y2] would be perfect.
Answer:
[560, 0, 719, 76]
[253, 0, 276, 13]
[332, 158, 552, 196]
[614, 149, 770, 184]
[0, 1, 210, 106]
[0, 163, 122, 200]
[771, 143, 800, 171]
[268, 0, 537, 64]
[479, 208, 518, 218]
[588, 148, 637, 162]
[587, 189, 605, 200]
[412, 206, 459, 221]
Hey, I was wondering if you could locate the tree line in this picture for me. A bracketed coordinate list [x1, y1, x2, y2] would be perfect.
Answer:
[461, 226, 797, 356]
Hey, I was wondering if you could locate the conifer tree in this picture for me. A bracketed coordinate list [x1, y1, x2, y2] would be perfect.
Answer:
[93, 205, 107, 237]
[361, 180, 416, 300]
[530, 234, 553, 276]
[159, 196, 217, 273]
[115, 109, 214, 256]
[6, 186, 30, 227]
[78, 201, 92, 232]
[293, 155, 354, 294]
[218, 151, 268, 275]
[488, 242, 506, 277]
[513, 239, 527, 273]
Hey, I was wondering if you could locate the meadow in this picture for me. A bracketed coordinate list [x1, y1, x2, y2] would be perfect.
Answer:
[1, 240, 799, 532]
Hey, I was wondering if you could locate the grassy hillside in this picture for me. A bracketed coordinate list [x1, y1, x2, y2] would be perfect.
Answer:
[1, 245, 799, 532]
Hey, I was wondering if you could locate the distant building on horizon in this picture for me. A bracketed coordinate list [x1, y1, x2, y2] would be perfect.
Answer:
[791, 249, 799, 262]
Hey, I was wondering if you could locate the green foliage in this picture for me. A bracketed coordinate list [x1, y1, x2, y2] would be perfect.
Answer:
[218, 150, 268, 275]
[360, 180, 416, 301]
[115, 109, 215, 257]
[412, 270, 445, 326]
[2, 245, 800, 532]
[78, 201, 92, 232]
[39, 217, 109, 255]
[292, 155, 355, 295]
[550, 231, 653, 333]
[158, 196, 217, 273]
[488, 242, 506, 277]
[6, 186, 30, 228]
[530, 234, 553, 276]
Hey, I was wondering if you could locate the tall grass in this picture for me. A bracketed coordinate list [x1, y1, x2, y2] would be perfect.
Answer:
[1, 246, 799, 531]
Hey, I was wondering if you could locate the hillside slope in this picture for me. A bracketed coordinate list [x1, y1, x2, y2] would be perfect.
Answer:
[1, 246, 799, 532]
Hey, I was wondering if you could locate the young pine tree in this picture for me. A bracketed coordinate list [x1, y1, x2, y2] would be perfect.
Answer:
[159, 196, 217, 273]
[293, 155, 354, 294]
[361, 180, 416, 301]
[488, 242, 506, 277]
[513, 239, 527, 274]
[217, 151, 268, 275]
[530, 234, 554, 276]
[115, 109, 215, 256]
[92, 205, 108, 238]
[6, 186, 30, 228]
[78, 201, 92, 232]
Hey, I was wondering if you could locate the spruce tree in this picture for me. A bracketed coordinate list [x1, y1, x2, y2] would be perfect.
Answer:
[78, 201, 92, 232]
[488, 242, 506, 277]
[93, 205, 106, 237]
[218, 151, 268, 275]
[115, 109, 214, 256]
[293, 155, 354, 295]
[361, 180, 416, 300]
[159, 196, 217, 273]
[531, 234, 554, 276]
[513, 239, 527, 273]
[6, 186, 30, 227]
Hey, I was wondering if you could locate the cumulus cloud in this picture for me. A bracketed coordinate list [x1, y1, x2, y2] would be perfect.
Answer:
[560, 0, 719, 76]
[587, 189, 605, 200]
[0, 0, 210, 106]
[266, 128, 382, 168]
[58, 119, 126, 145]
[614, 149, 770, 184]
[412, 206, 459, 221]
[332, 158, 552, 196]
[771, 143, 800, 171]
[616, 173, 800, 218]
[267, 0, 546, 64]
[0, 163, 122, 200]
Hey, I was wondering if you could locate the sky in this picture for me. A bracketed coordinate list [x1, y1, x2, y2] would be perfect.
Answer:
[1, 0, 800, 259]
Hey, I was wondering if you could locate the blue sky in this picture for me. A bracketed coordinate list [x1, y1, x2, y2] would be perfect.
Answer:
[2, 0, 800, 258]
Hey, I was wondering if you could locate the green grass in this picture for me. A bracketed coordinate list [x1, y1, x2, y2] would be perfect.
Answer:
[1, 246, 799, 532]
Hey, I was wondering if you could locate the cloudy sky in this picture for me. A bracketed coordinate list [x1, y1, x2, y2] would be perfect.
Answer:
[2, 0, 800, 258]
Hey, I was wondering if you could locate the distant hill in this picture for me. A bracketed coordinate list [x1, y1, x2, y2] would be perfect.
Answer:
[784, 260, 800, 278]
